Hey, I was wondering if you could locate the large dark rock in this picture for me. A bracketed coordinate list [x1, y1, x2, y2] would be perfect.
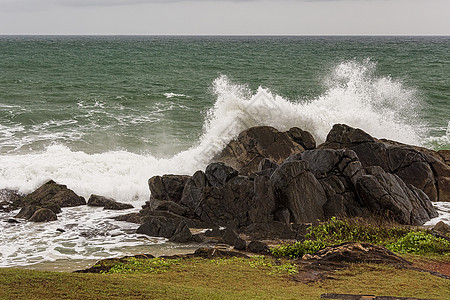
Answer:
[136, 216, 178, 238]
[29, 208, 57, 222]
[88, 194, 133, 210]
[205, 162, 238, 187]
[355, 171, 438, 225]
[180, 170, 209, 213]
[155, 201, 188, 216]
[320, 124, 450, 202]
[169, 221, 195, 243]
[15, 205, 40, 219]
[20, 180, 86, 208]
[215, 126, 307, 176]
[270, 160, 327, 223]
[148, 174, 190, 206]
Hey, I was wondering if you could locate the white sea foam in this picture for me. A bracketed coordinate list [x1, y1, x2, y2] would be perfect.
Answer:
[164, 92, 189, 98]
[0, 60, 446, 268]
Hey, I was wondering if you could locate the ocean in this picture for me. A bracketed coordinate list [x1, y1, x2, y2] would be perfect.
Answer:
[0, 36, 449, 269]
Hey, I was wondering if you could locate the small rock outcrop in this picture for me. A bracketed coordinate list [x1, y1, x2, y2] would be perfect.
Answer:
[88, 194, 133, 210]
[20, 180, 86, 208]
[28, 208, 58, 222]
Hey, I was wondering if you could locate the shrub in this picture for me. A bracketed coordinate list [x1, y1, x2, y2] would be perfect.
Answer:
[271, 239, 326, 258]
[386, 231, 450, 254]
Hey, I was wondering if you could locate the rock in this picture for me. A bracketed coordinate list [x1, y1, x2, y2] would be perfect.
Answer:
[56, 228, 66, 233]
[436, 177, 450, 202]
[257, 158, 278, 172]
[288, 127, 316, 150]
[433, 221, 450, 236]
[43, 202, 62, 214]
[20, 180, 86, 208]
[438, 150, 450, 166]
[136, 216, 178, 238]
[192, 248, 249, 259]
[303, 242, 409, 265]
[270, 160, 327, 223]
[6, 218, 20, 224]
[205, 162, 238, 187]
[215, 126, 305, 176]
[155, 201, 188, 216]
[15, 205, 40, 219]
[180, 170, 209, 213]
[148, 174, 190, 206]
[113, 213, 143, 224]
[274, 208, 290, 225]
[169, 221, 194, 243]
[88, 194, 133, 210]
[320, 124, 450, 202]
[355, 171, 437, 225]
[221, 227, 246, 250]
[247, 241, 269, 253]
[29, 208, 57, 222]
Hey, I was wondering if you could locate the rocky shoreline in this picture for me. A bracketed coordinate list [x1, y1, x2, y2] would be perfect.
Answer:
[1, 124, 449, 256]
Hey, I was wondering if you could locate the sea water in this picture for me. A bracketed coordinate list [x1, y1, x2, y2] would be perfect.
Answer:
[0, 36, 448, 268]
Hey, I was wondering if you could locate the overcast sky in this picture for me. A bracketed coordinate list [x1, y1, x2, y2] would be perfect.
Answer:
[0, 0, 449, 35]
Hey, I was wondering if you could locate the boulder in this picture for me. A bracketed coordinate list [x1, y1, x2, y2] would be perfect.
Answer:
[148, 174, 190, 206]
[0, 189, 23, 209]
[320, 124, 450, 202]
[136, 216, 178, 238]
[215, 126, 306, 176]
[270, 160, 327, 223]
[433, 221, 450, 236]
[180, 170, 209, 213]
[221, 227, 246, 250]
[15, 205, 40, 219]
[29, 208, 57, 222]
[169, 221, 195, 243]
[205, 162, 238, 187]
[20, 180, 86, 208]
[288, 127, 316, 150]
[88, 194, 133, 210]
[355, 171, 438, 225]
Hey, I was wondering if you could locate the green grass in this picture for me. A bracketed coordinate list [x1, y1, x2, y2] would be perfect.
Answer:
[0, 257, 448, 299]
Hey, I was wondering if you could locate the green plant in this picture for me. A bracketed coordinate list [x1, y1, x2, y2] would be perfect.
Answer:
[271, 239, 327, 258]
[386, 231, 450, 254]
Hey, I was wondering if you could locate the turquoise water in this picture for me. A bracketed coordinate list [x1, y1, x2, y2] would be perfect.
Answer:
[0, 36, 449, 267]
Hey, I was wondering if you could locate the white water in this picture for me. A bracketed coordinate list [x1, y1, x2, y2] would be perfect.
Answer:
[0, 60, 447, 268]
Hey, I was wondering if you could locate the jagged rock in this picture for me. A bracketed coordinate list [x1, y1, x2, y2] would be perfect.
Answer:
[247, 241, 269, 253]
[215, 126, 306, 176]
[113, 213, 143, 224]
[148, 174, 190, 206]
[6, 218, 20, 224]
[257, 158, 278, 172]
[0, 189, 23, 208]
[88, 194, 133, 210]
[136, 216, 178, 238]
[180, 170, 209, 213]
[20, 180, 86, 208]
[29, 208, 57, 222]
[205, 162, 238, 187]
[320, 124, 450, 202]
[270, 160, 327, 223]
[438, 150, 450, 166]
[355, 171, 437, 225]
[303, 242, 409, 265]
[288, 127, 316, 150]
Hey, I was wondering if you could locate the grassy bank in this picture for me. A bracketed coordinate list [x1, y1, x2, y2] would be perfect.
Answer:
[1, 256, 449, 300]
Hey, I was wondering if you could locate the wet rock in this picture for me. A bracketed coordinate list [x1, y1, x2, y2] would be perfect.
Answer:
[15, 205, 40, 219]
[148, 174, 190, 206]
[21, 180, 86, 208]
[180, 170, 209, 213]
[136, 216, 178, 238]
[0, 189, 24, 208]
[6, 218, 20, 224]
[112, 213, 143, 224]
[88, 194, 133, 210]
[288, 127, 316, 150]
[29, 208, 58, 222]
[215, 126, 305, 176]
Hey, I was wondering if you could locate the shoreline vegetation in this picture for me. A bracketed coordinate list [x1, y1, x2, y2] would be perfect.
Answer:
[1, 123, 449, 299]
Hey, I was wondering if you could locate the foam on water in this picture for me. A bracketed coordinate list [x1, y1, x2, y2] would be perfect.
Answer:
[0, 60, 447, 268]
